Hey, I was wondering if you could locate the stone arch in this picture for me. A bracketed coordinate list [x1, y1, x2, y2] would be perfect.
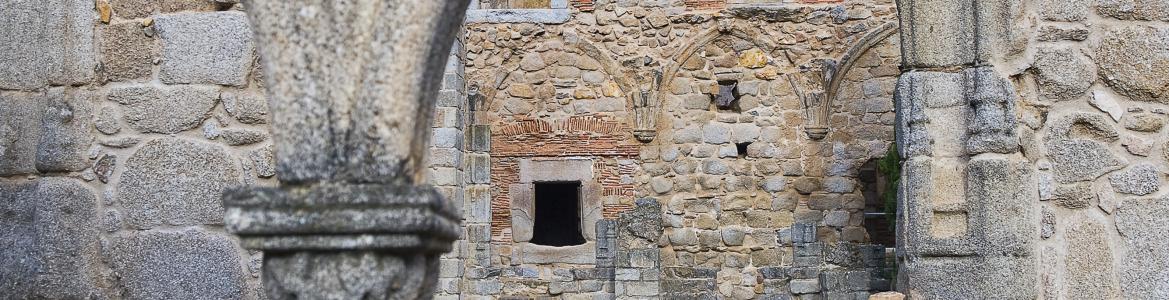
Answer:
[479, 29, 635, 117]
[811, 22, 899, 137]
[655, 20, 790, 110]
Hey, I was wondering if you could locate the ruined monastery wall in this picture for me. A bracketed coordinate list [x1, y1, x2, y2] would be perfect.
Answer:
[1, 0, 1168, 299]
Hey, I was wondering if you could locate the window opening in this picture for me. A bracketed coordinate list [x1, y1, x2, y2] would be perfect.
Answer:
[715, 80, 740, 110]
[736, 142, 751, 158]
[531, 181, 586, 246]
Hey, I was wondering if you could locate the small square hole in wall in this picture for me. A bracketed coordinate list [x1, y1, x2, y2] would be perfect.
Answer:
[531, 181, 586, 247]
[716, 80, 741, 112]
[736, 142, 751, 158]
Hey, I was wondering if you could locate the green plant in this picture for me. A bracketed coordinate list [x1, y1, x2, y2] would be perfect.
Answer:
[876, 144, 900, 232]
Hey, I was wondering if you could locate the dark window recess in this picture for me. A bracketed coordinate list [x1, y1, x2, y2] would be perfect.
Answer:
[531, 182, 586, 247]
[736, 142, 751, 158]
[715, 80, 739, 110]
[860, 160, 895, 247]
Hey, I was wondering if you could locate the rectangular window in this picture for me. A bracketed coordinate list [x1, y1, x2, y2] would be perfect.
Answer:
[531, 181, 586, 246]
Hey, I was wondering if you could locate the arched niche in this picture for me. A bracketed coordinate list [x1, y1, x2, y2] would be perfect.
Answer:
[474, 29, 637, 130]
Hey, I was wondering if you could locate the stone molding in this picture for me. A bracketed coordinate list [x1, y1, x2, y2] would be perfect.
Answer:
[465, 0, 571, 24]
[223, 182, 461, 252]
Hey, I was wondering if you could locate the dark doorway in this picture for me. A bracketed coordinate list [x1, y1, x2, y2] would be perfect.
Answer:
[860, 160, 895, 247]
[531, 181, 586, 247]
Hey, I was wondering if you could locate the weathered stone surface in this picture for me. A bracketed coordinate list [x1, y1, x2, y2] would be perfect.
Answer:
[1041, 0, 1089, 21]
[264, 251, 440, 299]
[0, 91, 46, 175]
[221, 91, 269, 124]
[108, 85, 219, 134]
[1097, 0, 1169, 21]
[249, 145, 276, 178]
[219, 129, 268, 146]
[1109, 164, 1162, 196]
[1097, 26, 1169, 103]
[1123, 113, 1165, 132]
[94, 105, 122, 135]
[1063, 218, 1120, 300]
[1046, 114, 1125, 183]
[896, 0, 975, 68]
[100, 22, 158, 82]
[37, 88, 97, 172]
[1090, 89, 1126, 122]
[0, 178, 101, 299]
[156, 12, 255, 86]
[0, 0, 96, 89]
[869, 291, 905, 300]
[111, 0, 219, 19]
[1033, 47, 1094, 101]
[120, 138, 239, 228]
[703, 123, 731, 144]
[108, 229, 248, 300]
[1037, 25, 1089, 42]
[1115, 196, 1169, 299]
[94, 153, 116, 183]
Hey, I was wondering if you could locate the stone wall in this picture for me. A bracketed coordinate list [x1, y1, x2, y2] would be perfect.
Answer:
[1026, 2, 1169, 299]
[892, 0, 1169, 299]
[4, 0, 1168, 299]
[1, 1, 268, 298]
[457, 0, 903, 298]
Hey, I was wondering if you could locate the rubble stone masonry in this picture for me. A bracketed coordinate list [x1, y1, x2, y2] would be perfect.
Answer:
[2, 0, 1168, 299]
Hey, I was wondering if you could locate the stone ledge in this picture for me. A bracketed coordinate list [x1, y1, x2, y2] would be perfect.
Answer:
[465, 9, 572, 24]
[222, 182, 461, 252]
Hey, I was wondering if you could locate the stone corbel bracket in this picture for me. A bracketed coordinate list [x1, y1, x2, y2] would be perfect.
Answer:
[787, 60, 837, 140]
[223, 182, 461, 252]
[806, 22, 899, 140]
[633, 70, 663, 143]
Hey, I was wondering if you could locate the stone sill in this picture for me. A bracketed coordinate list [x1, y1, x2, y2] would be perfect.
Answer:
[466, 0, 571, 24]
[465, 9, 572, 24]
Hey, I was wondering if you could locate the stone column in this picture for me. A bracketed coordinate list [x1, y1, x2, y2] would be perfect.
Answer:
[894, 0, 1036, 299]
[222, 1, 471, 299]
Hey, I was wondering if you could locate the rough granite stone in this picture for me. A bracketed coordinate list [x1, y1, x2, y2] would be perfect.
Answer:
[1122, 113, 1165, 132]
[111, 0, 219, 19]
[0, 0, 96, 89]
[0, 178, 101, 299]
[249, 145, 276, 178]
[155, 12, 255, 86]
[1115, 196, 1169, 299]
[1063, 218, 1120, 299]
[100, 22, 158, 82]
[1041, 0, 1090, 21]
[108, 85, 219, 134]
[895, 0, 975, 68]
[1033, 47, 1094, 101]
[0, 91, 46, 175]
[221, 91, 269, 124]
[94, 105, 122, 135]
[1097, 0, 1169, 21]
[108, 229, 248, 300]
[37, 88, 97, 172]
[1096, 26, 1169, 103]
[119, 138, 240, 228]
[1109, 164, 1161, 196]
[219, 129, 268, 146]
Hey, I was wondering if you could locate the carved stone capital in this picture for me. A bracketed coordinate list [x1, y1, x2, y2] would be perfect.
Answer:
[223, 182, 460, 252]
